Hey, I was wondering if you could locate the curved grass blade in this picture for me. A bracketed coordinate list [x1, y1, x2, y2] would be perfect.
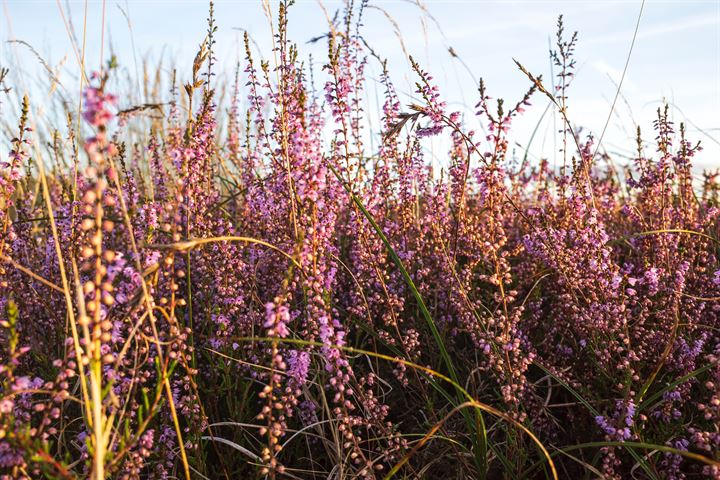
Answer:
[222, 336, 557, 480]
[384, 400, 558, 480]
[638, 359, 718, 412]
[532, 362, 658, 479]
[521, 441, 719, 479]
[326, 161, 489, 473]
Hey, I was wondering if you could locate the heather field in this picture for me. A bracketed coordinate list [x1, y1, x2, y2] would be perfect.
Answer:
[1, 1, 720, 479]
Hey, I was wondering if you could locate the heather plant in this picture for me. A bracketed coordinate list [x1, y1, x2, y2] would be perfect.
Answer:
[1, 2, 720, 479]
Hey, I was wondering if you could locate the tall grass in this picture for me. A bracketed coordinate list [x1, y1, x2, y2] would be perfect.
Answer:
[1, 2, 719, 479]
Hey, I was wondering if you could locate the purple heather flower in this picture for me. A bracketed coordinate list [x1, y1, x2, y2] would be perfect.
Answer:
[713, 269, 720, 288]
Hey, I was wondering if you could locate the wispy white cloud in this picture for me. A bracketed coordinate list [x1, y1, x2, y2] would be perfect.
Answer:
[591, 60, 637, 90]
[585, 13, 718, 45]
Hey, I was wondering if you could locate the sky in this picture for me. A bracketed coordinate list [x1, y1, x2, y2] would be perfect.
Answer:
[2, 0, 720, 171]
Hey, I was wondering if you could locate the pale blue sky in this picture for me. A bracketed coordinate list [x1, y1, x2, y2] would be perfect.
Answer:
[2, 0, 719, 169]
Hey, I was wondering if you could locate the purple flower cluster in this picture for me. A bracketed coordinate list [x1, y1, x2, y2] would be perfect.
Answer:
[1, 5, 719, 480]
